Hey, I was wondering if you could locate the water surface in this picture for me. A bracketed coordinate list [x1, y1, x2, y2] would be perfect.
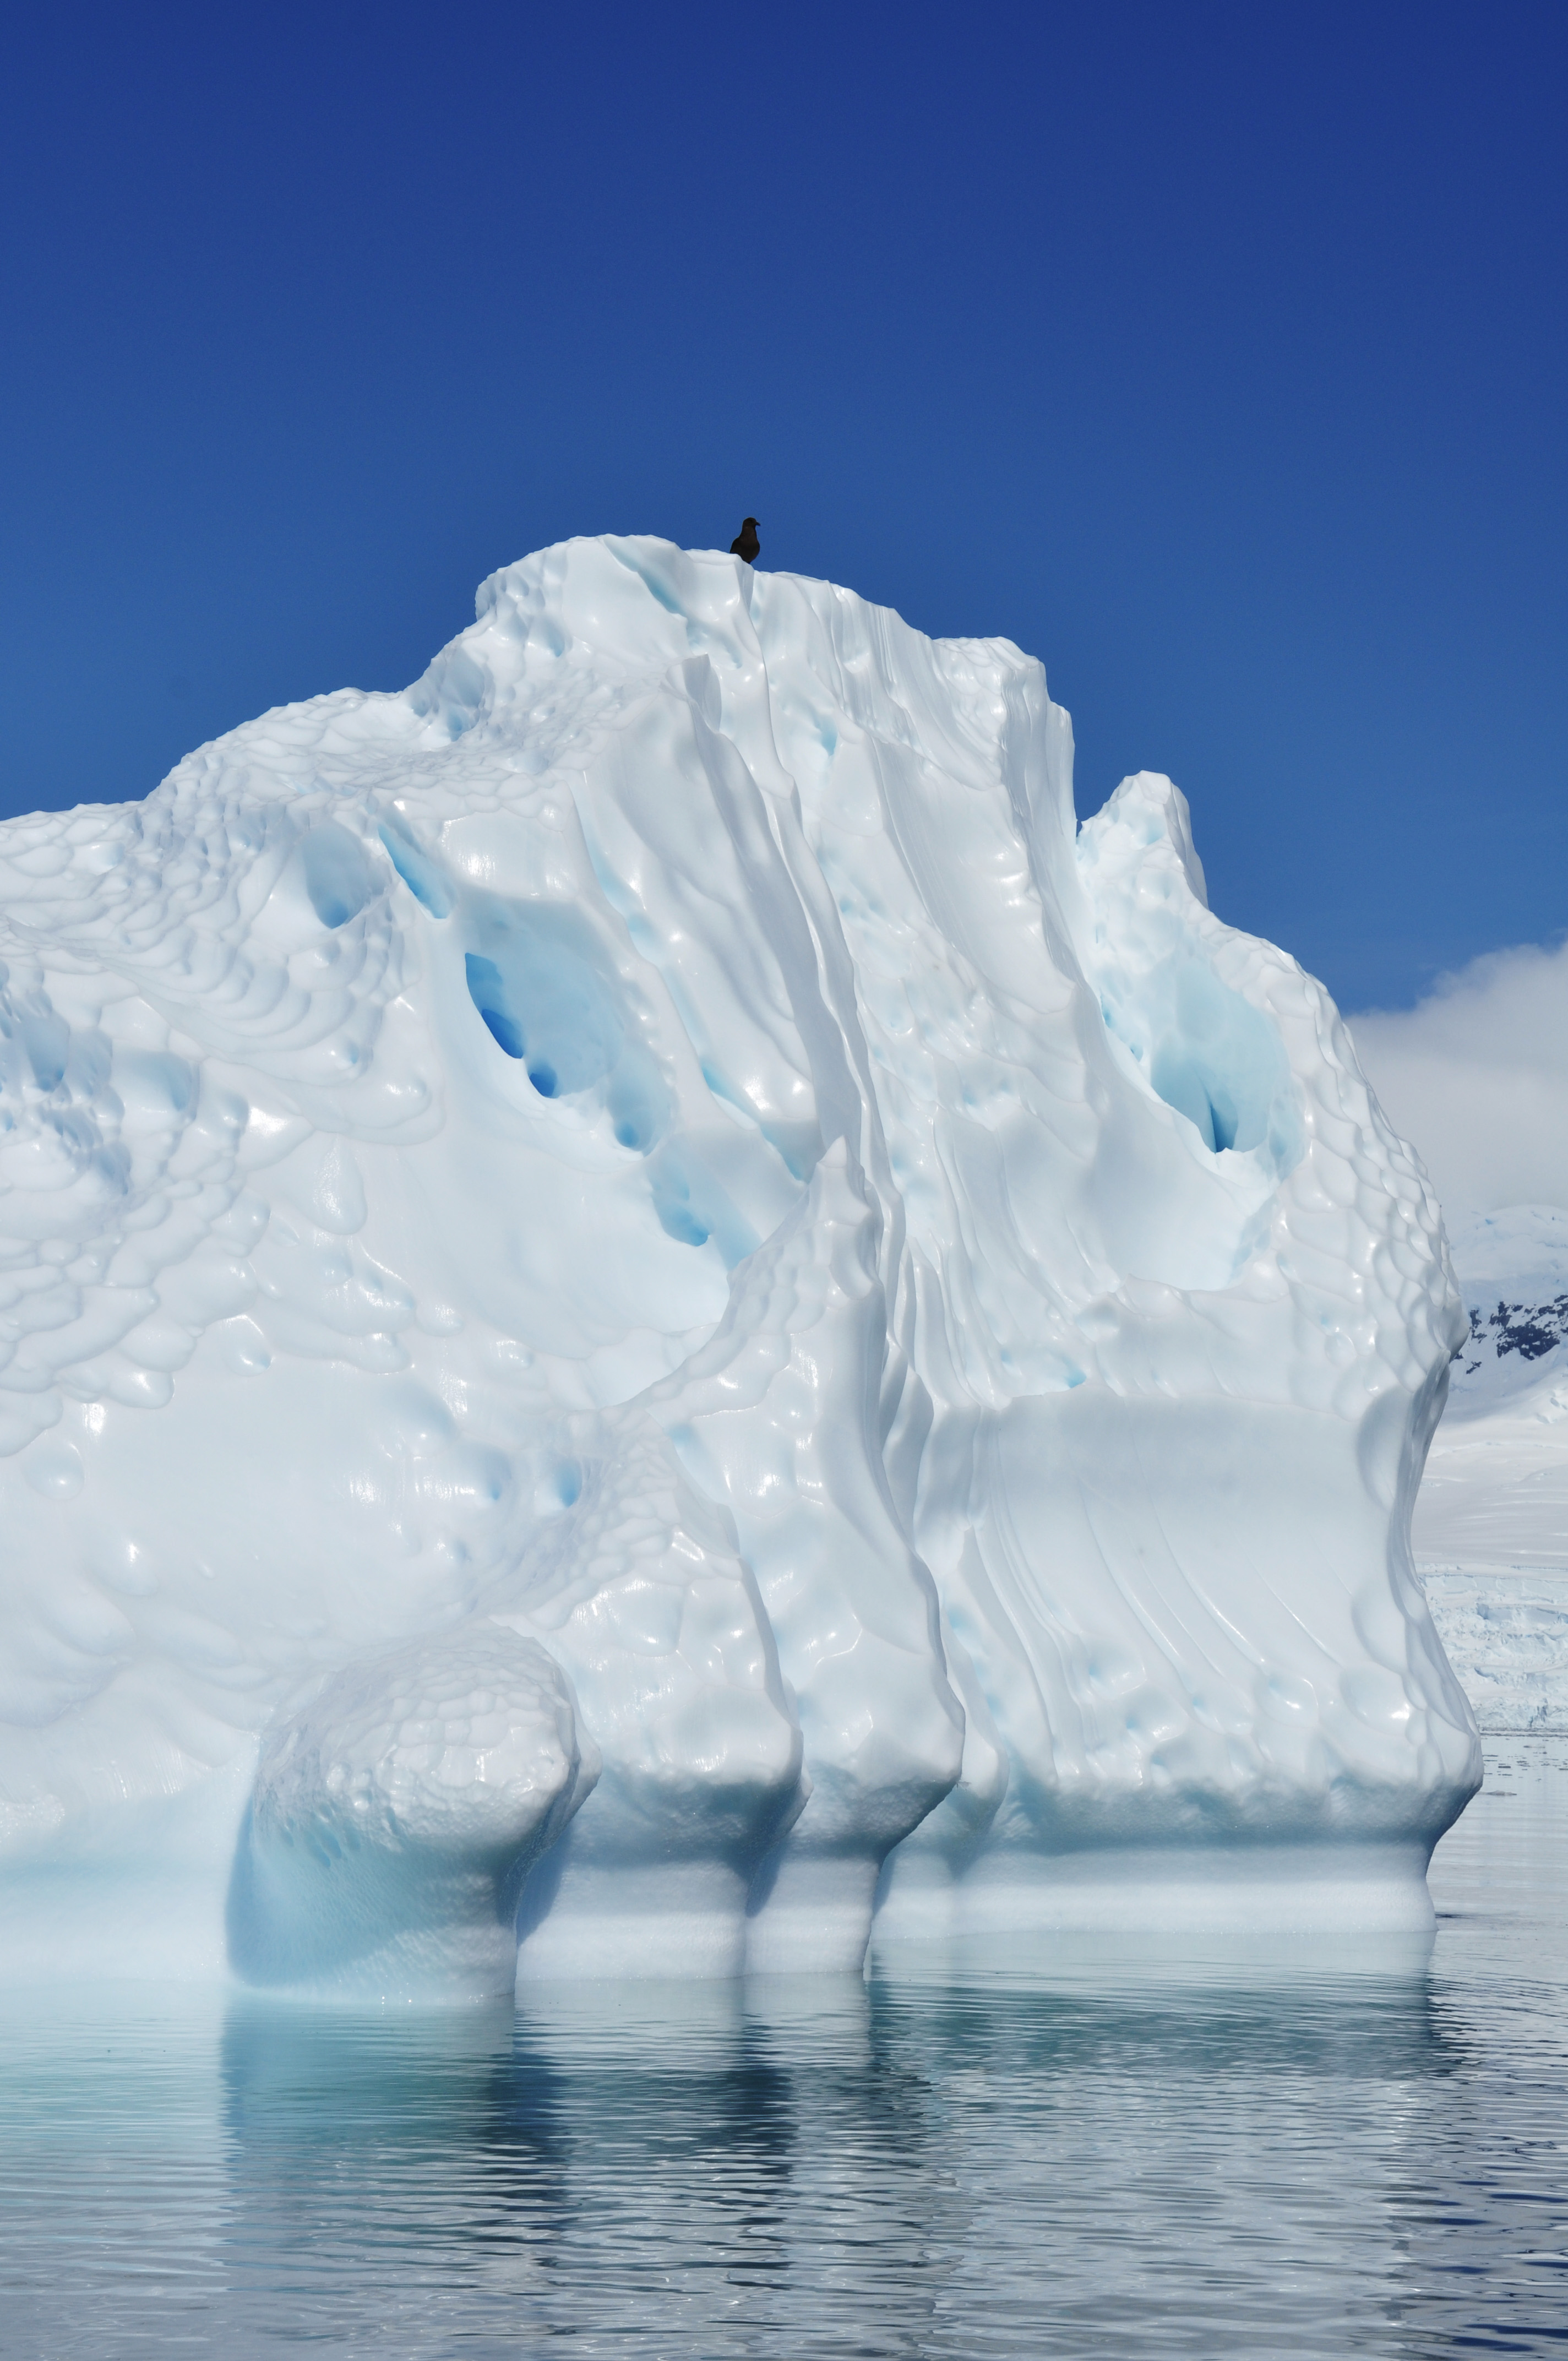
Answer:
[3, 1743, 1566, 2357]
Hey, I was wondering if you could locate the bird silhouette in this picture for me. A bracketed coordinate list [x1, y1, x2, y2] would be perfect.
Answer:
[729, 517, 760, 564]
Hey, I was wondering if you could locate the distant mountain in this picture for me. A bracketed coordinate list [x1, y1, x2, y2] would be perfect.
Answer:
[1446, 1205, 1568, 1403]
[1418, 1205, 1568, 1731]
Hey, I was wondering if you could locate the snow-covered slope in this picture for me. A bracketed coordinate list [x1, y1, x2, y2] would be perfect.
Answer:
[1415, 1206, 1568, 1732]
[0, 537, 1479, 1994]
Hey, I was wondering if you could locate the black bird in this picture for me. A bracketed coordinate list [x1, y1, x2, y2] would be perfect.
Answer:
[729, 517, 760, 564]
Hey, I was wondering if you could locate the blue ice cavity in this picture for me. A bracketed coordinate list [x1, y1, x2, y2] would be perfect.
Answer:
[299, 823, 374, 929]
[407, 646, 489, 740]
[114, 1049, 195, 1118]
[378, 820, 455, 918]
[647, 1142, 759, 1265]
[650, 1157, 709, 1247]
[1112, 959, 1301, 1168]
[463, 900, 671, 1145]
[18, 1005, 69, 1091]
[608, 538, 685, 618]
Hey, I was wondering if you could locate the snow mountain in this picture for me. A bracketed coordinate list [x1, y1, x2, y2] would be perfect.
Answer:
[1446, 1205, 1568, 1400]
[1416, 1205, 1568, 1733]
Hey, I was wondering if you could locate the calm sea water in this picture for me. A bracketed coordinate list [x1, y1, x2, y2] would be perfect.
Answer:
[2, 1742, 1565, 2359]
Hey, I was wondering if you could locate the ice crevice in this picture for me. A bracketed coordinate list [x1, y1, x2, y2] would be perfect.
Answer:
[0, 537, 1478, 1998]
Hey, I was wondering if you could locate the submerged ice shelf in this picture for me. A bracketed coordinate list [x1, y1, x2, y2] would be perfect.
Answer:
[0, 537, 1480, 1996]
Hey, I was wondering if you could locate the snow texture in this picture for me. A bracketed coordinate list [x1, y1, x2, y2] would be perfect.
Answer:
[1415, 1206, 1568, 1734]
[0, 537, 1479, 1996]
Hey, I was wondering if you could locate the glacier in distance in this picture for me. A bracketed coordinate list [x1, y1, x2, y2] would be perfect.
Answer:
[0, 537, 1480, 1998]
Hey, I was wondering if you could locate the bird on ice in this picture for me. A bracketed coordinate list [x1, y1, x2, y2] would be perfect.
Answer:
[729, 518, 760, 564]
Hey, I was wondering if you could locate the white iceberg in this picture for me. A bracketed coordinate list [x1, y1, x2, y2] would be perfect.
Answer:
[0, 536, 1479, 1996]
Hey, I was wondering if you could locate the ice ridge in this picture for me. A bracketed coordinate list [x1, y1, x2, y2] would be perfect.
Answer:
[0, 536, 1479, 1995]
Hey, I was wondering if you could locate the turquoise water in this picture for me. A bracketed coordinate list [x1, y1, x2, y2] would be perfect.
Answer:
[2, 1742, 1565, 2358]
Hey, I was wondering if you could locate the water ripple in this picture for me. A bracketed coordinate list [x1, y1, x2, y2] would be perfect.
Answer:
[2, 1741, 1566, 2357]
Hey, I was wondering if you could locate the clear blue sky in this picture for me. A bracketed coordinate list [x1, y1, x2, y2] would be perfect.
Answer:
[2, 0, 1562, 1013]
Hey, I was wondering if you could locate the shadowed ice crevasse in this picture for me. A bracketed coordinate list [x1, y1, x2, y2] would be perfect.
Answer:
[0, 536, 1477, 1996]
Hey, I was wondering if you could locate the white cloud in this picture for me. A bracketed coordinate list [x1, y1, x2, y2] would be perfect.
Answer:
[1348, 938, 1568, 1221]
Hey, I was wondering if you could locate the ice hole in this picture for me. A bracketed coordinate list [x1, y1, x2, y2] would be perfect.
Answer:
[464, 902, 671, 1137]
[115, 1049, 195, 1119]
[378, 820, 455, 918]
[408, 646, 488, 740]
[299, 823, 373, 929]
[650, 1160, 711, 1248]
[466, 958, 524, 1058]
[463, 940, 618, 1098]
[1150, 1046, 1240, 1154]
[644, 1142, 756, 1263]
[1143, 963, 1298, 1166]
[607, 1070, 664, 1152]
[19, 1007, 69, 1091]
[531, 1456, 584, 1517]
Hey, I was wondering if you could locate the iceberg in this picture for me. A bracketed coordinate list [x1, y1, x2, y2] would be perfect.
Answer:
[0, 537, 1479, 1997]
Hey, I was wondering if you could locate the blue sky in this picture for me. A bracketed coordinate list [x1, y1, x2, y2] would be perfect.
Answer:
[1, 0, 1561, 1014]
